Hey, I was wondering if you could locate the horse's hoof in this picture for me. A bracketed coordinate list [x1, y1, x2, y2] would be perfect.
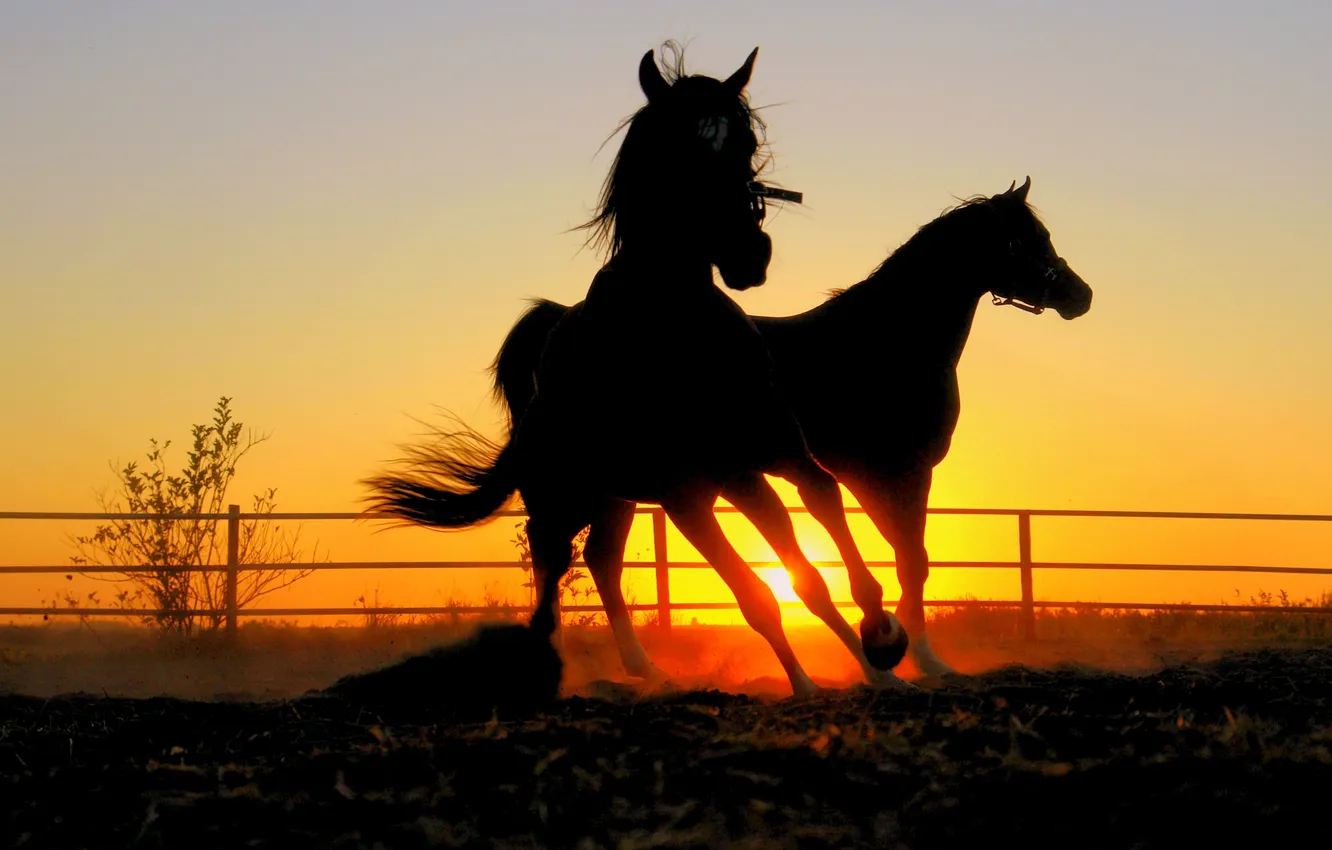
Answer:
[789, 672, 822, 701]
[586, 679, 640, 703]
[911, 635, 961, 678]
[631, 663, 673, 685]
[918, 660, 962, 679]
[860, 611, 909, 671]
[637, 675, 683, 697]
[865, 669, 919, 692]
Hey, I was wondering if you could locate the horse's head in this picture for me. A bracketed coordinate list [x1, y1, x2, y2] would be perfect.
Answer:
[983, 177, 1093, 320]
[579, 43, 800, 291]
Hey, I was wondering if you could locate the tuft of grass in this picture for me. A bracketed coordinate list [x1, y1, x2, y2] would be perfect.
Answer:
[926, 589, 1332, 646]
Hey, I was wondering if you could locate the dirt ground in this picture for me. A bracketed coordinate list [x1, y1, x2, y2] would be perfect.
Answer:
[4, 621, 1332, 847]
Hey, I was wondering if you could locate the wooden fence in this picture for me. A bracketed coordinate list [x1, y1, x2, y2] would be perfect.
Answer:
[3, 505, 1332, 638]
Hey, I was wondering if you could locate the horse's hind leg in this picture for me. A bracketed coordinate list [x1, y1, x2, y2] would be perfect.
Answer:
[663, 495, 819, 700]
[771, 454, 908, 672]
[583, 499, 669, 683]
[847, 469, 958, 677]
[722, 474, 895, 688]
[526, 510, 580, 642]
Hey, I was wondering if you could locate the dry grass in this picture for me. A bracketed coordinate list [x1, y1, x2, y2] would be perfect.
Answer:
[928, 589, 1332, 646]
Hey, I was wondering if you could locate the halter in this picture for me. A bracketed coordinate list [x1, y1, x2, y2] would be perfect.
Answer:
[747, 181, 803, 205]
[690, 114, 802, 223]
[991, 244, 1060, 315]
[745, 181, 803, 224]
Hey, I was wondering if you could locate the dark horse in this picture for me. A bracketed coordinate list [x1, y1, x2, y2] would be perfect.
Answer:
[363, 45, 907, 700]
[488, 177, 1093, 681]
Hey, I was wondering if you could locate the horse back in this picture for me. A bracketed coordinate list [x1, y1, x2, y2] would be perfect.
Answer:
[751, 313, 963, 475]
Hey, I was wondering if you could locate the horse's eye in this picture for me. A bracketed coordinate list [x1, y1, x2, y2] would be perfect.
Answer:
[697, 115, 730, 152]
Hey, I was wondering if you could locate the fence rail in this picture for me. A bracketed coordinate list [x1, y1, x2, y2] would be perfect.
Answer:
[3, 505, 1331, 637]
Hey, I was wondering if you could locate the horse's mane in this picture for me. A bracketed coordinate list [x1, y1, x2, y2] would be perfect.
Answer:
[825, 192, 1043, 302]
[573, 40, 773, 258]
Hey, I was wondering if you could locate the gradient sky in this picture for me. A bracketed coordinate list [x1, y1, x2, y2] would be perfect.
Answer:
[3, 1, 1330, 620]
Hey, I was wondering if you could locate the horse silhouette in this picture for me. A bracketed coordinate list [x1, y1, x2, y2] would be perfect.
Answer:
[362, 44, 906, 700]
[489, 177, 1094, 681]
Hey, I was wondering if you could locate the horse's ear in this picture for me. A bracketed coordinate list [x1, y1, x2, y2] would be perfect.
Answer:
[1014, 176, 1031, 202]
[639, 50, 670, 103]
[723, 47, 759, 95]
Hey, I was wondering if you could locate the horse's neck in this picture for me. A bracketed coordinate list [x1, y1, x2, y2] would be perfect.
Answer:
[832, 244, 986, 369]
[583, 248, 727, 346]
[606, 245, 714, 289]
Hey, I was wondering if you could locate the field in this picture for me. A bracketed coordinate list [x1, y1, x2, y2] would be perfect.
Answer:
[4, 605, 1332, 847]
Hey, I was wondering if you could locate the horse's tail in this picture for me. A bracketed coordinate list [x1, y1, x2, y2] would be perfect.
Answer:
[362, 298, 569, 531]
[489, 298, 570, 429]
[361, 416, 520, 530]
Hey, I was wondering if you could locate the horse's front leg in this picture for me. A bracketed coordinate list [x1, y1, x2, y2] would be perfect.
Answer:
[721, 474, 910, 689]
[662, 492, 820, 701]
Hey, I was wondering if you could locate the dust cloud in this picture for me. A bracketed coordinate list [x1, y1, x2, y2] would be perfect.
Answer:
[1, 615, 1241, 705]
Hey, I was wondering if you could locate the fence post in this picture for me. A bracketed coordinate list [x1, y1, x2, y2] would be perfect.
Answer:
[1018, 511, 1035, 641]
[652, 509, 671, 635]
[225, 504, 240, 637]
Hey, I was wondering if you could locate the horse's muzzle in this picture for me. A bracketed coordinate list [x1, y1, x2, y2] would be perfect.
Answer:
[715, 229, 772, 291]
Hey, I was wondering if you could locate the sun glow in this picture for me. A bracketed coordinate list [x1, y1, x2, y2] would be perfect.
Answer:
[756, 567, 799, 604]
[3, 3, 1332, 637]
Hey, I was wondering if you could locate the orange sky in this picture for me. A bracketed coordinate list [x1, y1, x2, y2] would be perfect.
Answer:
[2, 3, 1331, 627]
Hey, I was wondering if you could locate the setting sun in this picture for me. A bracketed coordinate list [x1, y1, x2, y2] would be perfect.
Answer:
[756, 567, 799, 604]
